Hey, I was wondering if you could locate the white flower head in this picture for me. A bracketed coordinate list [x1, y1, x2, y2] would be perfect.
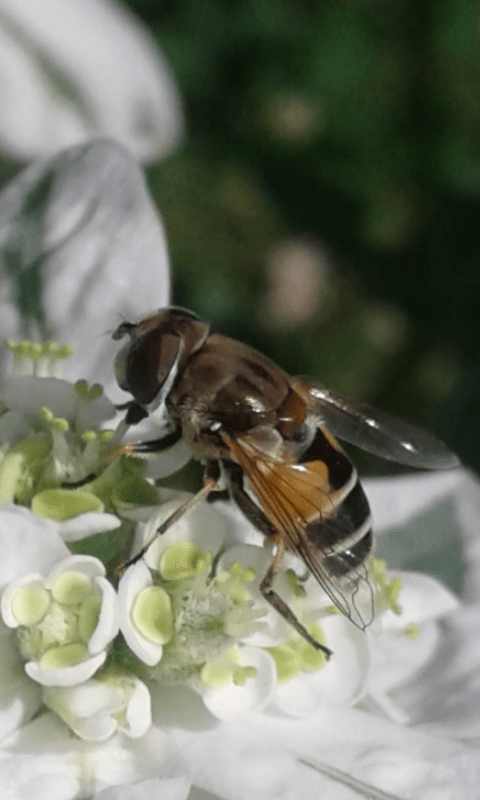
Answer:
[42, 669, 152, 741]
[1, 554, 119, 687]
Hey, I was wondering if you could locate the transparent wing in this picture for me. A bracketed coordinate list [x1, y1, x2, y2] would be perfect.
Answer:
[223, 431, 375, 630]
[295, 380, 460, 470]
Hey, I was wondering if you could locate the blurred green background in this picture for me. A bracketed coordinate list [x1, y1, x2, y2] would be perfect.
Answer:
[46, 2, 480, 473]
[127, 0, 480, 473]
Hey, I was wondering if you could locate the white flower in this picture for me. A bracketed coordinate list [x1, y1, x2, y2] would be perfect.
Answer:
[0, 139, 171, 396]
[0, 0, 183, 162]
[1, 554, 118, 687]
[43, 670, 151, 741]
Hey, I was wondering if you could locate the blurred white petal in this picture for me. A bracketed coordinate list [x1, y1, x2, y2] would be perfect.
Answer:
[0, 139, 171, 396]
[0, 0, 183, 162]
[0, 505, 69, 588]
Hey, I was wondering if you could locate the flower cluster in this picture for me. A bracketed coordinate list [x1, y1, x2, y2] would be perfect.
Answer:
[0, 342, 459, 754]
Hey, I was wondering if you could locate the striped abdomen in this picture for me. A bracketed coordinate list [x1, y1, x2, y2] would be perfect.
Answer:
[300, 426, 373, 579]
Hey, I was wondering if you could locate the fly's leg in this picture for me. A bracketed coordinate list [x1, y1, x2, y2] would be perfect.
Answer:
[260, 534, 332, 658]
[116, 461, 220, 575]
[225, 462, 332, 657]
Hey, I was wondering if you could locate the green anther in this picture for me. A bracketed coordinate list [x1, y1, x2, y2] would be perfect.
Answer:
[75, 380, 88, 396]
[200, 662, 234, 687]
[268, 644, 302, 682]
[55, 345, 75, 359]
[12, 584, 50, 626]
[75, 380, 103, 400]
[404, 623, 421, 640]
[39, 642, 88, 670]
[286, 569, 307, 597]
[325, 605, 341, 615]
[81, 430, 97, 443]
[27, 342, 42, 359]
[32, 488, 104, 521]
[228, 562, 254, 582]
[371, 557, 387, 583]
[386, 576, 402, 615]
[228, 577, 252, 604]
[229, 561, 242, 578]
[159, 542, 211, 581]
[232, 665, 258, 686]
[131, 586, 173, 644]
[78, 595, 102, 642]
[41, 407, 54, 423]
[99, 430, 114, 443]
[42, 342, 57, 356]
[51, 417, 69, 433]
[50, 571, 93, 605]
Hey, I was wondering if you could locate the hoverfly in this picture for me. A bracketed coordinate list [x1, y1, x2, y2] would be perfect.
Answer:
[113, 307, 459, 657]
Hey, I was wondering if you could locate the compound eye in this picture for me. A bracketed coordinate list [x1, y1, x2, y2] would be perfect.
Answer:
[114, 341, 130, 391]
[123, 331, 181, 405]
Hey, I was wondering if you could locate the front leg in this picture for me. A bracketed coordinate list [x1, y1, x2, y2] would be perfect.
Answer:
[116, 461, 220, 574]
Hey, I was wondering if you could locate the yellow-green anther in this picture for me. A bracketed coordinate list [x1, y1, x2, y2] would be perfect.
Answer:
[55, 345, 75, 359]
[81, 431, 97, 443]
[386, 576, 402, 614]
[27, 343, 42, 359]
[39, 643, 89, 669]
[31, 488, 104, 520]
[286, 569, 307, 597]
[159, 542, 211, 580]
[325, 605, 341, 615]
[404, 623, 421, 639]
[12, 584, 50, 626]
[75, 380, 103, 400]
[52, 417, 69, 433]
[232, 665, 258, 686]
[200, 662, 234, 687]
[78, 595, 102, 642]
[268, 644, 302, 682]
[371, 557, 387, 583]
[50, 571, 93, 605]
[99, 430, 114, 443]
[229, 561, 243, 578]
[41, 407, 54, 424]
[131, 586, 173, 644]
[242, 567, 256, 582]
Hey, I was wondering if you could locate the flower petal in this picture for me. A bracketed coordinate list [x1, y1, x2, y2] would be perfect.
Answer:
[57, 512, 121, 543]
[0, 506, 68, 589]
[0, 139, 171, 396]
[141, 497, 227, 571]
[25, 650, 107, 687]
[201, 646, 277, 721]
[118, 561, 164, 666]
[0, 0, 183, 162]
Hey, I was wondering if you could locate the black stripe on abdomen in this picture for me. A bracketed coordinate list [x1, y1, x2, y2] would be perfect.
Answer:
[299, 426, 352, 491]
[305, 476, 373, 577]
